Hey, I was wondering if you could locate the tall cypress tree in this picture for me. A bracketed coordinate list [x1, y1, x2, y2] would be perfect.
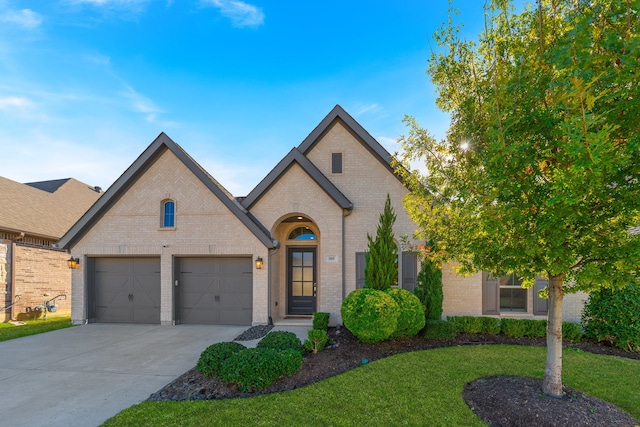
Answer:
[365, 194, 398, 290]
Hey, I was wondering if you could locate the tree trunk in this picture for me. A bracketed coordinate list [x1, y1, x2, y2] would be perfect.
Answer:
[542, 273, 564, 397]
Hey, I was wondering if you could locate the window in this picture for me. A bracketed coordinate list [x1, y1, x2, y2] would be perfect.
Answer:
[162, 200, 175, 228]
[288, 226, 316, 240]
[331, 152, 343, 174]
[498, 273, 527, 312]
[482, 272, 548, 315]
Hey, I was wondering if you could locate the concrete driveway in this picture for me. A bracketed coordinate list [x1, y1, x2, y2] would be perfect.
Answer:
[0, 323, 248, 426]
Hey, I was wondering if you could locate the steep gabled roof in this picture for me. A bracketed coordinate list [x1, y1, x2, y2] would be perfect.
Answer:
[57, 133, 275, 249]
[0, 176, 102, 240]
[241, 147, 353, 210]
[298, 104, 397, 176]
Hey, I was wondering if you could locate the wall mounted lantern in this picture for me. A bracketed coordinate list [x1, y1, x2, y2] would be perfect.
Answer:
[255, 256, 264, 270]
[67, 257, 80, 269]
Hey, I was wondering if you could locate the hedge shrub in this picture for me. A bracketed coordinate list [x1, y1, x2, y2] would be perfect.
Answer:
[196, 341, 246, 377]
[385, 288, 425, 338]
[582, 284, 640, 352]
[562, 322, 583, 342]
[304, 329, 329, 353]
[447, 316, 500, 335]
[423, 320, 456, 340]
[256, 331, 303, 353]
[219, 348, 303, 392]
[341, 288, 399, 343]
[312, 312, 330, 331]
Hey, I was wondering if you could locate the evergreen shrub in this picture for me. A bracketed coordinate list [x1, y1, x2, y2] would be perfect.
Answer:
[219, 348, 303, 392]
[414, 253, 443, 320]
[423, 320, 456, 340]
[312, 312, 330, 331]
[341, 288, 399, 343]
[562, 322, 583, 342]
[256, 331, 303, 353]
[582, 284, 640, 352]
[385, 288, 425, 338]
[303, 329, 329, 353]
[447, 316, 500, 335]
[196, 341, 246, 377]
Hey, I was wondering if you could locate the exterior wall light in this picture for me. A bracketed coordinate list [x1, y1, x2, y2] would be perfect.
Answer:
[255, 256, 264, 270]
[67, 257, 80, 269]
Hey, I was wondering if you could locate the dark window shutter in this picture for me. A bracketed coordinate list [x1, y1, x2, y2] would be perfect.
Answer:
[533, 277, 549, 315]
[401, 252, 417, 292]
[355, 252, 366, 289]
[482, 272, 499, 315]
[331, 153, 343, 174]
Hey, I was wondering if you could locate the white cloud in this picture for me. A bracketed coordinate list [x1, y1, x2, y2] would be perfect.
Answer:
[0, 8, 42, 29]
[0, 96, 35, 111]
[203, 0, 264, 28]
[354, 103, 381, 116]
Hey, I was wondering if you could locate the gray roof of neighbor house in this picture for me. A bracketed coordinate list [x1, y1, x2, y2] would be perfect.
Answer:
[0, 176, 103, 240]
[57, 132, 276, 249]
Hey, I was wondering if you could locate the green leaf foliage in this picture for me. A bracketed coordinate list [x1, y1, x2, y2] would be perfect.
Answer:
[196, 341, 247, 378]
[423, 319, 457, 340]
[219, 348, 303, 392]
[385, 288, 426, 338]
[341, 288, 400, 343]
[582, 283, 640, 352]
[312, 312, 330, 331]
[256, 331, 303, 353]
[303, 329, 329, 354]
[447, 316, 501, 335]
[414, 251, 444, 320]
[365, 194, 398, 290]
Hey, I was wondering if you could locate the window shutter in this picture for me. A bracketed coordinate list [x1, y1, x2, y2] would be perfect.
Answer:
[533, 277, 549, 315]
[401, 252, 417, 292]
[355, 252, 366, 289]
[482, 272, 499, 315]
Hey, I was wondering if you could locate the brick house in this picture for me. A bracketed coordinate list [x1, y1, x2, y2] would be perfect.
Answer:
[1, 177, 102, 321]
[57, 106, 587, 326]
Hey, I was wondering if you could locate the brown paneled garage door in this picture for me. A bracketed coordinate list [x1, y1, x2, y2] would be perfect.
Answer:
[93, 258, 161, 323]
[177, 257, 252, 325]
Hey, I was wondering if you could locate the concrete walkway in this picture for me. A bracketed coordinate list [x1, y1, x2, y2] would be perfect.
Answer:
[0, 323, 310, 426]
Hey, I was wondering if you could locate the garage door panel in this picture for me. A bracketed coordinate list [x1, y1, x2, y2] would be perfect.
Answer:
[178, 257, 252, 325]
[93, 258, 160, 324]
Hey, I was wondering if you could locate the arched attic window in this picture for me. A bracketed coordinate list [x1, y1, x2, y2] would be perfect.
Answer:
[162, 200, 175, 228]
[288, 226, 316, 240]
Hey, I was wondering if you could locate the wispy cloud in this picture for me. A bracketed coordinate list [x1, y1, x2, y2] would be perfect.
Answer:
[0, 96, 35, 110]
[354, 103, 381, 116]
[121, 84, 178, 127]
[203, 0, 264, 28]
[0, 8, 42, 29]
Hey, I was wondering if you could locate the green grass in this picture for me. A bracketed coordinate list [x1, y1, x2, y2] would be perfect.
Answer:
[0, 317, 73, 342]
[102, 345, 640, 426]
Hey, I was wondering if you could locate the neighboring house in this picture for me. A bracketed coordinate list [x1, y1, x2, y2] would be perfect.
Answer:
[57, 105, 586, 326]
[1, 177, 103, 321]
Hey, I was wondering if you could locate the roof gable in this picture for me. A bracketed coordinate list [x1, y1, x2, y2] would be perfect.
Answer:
[241, 147, 353, 210]
[298, 105, 396, 176]
[57, 133, 275, 249]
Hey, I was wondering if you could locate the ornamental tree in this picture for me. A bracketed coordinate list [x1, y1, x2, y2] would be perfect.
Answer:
[364, 194, 398, 290]
[396, 0, 640, 397]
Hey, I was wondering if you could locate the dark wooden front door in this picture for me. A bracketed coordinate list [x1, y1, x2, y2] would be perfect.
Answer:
[287, 247, 316, 315]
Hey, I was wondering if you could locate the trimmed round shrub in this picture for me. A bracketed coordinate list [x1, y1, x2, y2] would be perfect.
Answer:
[256, 330, 303, 353]
[385, 288, 425, 338]
[196, 341, 246, 377]
[341, 288, 400, 343]
[582, 284, 640, 352]
[219, 348, 303, 392]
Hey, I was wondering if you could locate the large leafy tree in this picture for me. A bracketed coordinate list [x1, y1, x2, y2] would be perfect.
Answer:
[396, 0, 640, 397]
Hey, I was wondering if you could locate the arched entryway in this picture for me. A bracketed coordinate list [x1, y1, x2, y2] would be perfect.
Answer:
[271, 215, 319, 319]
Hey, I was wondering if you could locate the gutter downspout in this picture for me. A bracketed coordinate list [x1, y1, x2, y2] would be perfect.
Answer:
[9, 232, 24, 321]
[267, 240, 280, 326]
[341, 208, 353, 300]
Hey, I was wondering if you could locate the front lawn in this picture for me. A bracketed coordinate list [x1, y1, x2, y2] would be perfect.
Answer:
[0, 317, 73, 342]
[102, 345, 640, 426]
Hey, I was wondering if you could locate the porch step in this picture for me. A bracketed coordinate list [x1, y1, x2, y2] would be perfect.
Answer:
[273, 316, 312, 327]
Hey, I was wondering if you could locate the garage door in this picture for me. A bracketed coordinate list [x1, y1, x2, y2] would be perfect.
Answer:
[93, 258, 161, 323]
[178, 257, 252, 325]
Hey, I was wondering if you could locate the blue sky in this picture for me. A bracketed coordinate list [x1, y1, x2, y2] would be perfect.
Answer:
[0, 0, 488, 196]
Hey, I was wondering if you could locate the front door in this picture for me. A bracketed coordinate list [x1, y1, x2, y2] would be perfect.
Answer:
[287, 247, 316, 315]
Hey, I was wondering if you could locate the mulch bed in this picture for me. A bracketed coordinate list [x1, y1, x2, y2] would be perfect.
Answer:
[148, 326, 639, 426]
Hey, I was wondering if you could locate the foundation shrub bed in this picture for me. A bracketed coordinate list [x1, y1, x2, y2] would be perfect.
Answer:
[385, 288, 425, 338]
[341, 288, 399, 343]
[423, 319, 457, 340]
[582, 283, 640, 352]
[312, 312, 330, 331]
[218, 348, 303, 392]
[196, 342, 247, 378]
[562, 321, 583, 342]
[447, 316, 501, 335]
[256, 331, 303, 353]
